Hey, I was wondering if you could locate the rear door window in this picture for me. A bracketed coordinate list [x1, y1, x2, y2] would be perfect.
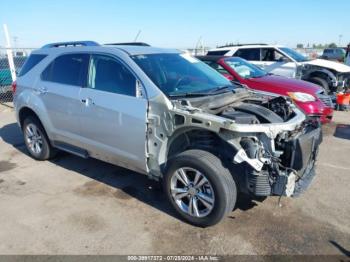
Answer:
[233, 48, 260, 61]
[41, 54, 89, 86]
[18, 54, 47, 77]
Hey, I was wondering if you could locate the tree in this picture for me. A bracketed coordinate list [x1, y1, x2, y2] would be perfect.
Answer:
[328, 43, 337, 48]
[296, 43, 304, 48]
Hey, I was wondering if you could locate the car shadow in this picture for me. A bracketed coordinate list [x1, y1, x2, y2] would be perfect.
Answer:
[329, 240, 350, 257]
[334, 124, 350, 140]
[322, 122, 350, 141]
[0, 122, 259, 222]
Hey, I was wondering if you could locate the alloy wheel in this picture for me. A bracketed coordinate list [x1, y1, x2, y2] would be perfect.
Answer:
[170, 167, 215, 218]
[25, 123, 43, 155]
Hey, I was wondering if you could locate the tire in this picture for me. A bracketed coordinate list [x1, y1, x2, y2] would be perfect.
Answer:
[22, 116, 56, 160]
[163, 149, 237, 227]
[309, 77, 330, 94]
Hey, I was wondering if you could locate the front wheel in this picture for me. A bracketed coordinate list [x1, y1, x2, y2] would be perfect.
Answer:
[163, 150, 237, 227]
[309, 77, 330, 94]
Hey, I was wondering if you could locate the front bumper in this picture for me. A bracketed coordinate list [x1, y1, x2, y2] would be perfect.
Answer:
[279, 125, 321, 197]
[293, 165, 316, 197]
[319, 107, 333, 124]
[295, 100, 333, 124]
[244, 125, 322, 197]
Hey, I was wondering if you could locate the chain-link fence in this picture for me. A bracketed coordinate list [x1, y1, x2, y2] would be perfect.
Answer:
[0, 48, 35, 105]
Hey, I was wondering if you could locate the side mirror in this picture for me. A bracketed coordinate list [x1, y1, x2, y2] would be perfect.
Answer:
[136, 79, 143, 98]
[278, 57, 291, 63]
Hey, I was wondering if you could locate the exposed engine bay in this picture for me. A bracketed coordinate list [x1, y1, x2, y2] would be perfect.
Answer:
[186, 88, 295, 122]
[147, 88, 322, 198]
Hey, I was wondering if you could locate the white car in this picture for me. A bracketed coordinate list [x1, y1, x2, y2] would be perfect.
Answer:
[208, 44, 350, 94]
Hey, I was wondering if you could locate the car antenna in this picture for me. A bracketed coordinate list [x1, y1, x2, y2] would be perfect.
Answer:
[134, 30, 142, 42]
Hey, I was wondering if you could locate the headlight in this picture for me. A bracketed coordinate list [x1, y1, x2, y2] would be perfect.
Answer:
[287, 92, 316, 102]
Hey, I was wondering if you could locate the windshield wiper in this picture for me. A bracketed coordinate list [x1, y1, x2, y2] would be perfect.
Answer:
[207, 85, 235, 94]
[168, 85, 235, 98]
[231, 81, 246, 88]
[168, 92, 210, 98]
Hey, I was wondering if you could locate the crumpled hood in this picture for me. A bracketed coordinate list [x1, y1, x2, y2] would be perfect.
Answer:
[184, 88, 251, 112]
[302, 59, 350, 73]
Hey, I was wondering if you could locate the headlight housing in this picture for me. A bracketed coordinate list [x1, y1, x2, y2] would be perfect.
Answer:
[287, 92, 316, 102]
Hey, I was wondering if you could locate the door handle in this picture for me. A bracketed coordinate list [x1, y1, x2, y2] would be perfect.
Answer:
[81, 97, 94, 106]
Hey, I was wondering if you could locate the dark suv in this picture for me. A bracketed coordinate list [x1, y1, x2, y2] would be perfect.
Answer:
[321, 48, 346, 62]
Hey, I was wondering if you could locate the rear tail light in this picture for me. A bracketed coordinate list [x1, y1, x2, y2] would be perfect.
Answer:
[12, 81, 17, 93]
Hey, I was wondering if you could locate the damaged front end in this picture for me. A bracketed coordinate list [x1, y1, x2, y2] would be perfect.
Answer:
[147, 88, 322, 198]
[233, 117, 322, 198]
[299, 63, 350, 93]
[215, 95, 322, 198]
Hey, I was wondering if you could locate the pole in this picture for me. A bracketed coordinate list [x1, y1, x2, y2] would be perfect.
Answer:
[3, 24, 16, 82]
[134, 30, 141, 42]
[195, 36, 202, 56]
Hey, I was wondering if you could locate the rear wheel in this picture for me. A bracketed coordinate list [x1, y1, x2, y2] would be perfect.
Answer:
[309, 77, 330, 94]
[163, 149, 237, 227]
[23, 116, 56, 160]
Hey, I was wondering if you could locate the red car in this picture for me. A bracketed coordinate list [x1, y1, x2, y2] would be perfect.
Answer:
[197, 56, 333, 123]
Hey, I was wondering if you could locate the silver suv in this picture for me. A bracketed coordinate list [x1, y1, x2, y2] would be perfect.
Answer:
[14, 41, 322, 227]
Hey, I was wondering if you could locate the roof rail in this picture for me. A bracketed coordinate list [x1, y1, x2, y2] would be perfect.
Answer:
[217, 43, 268, 48]
[105, 42, 150, 47]
[42, 41, 100, 48]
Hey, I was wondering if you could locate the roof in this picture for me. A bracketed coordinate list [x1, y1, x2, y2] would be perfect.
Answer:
[196, 55, 227, 61]
[106, 45, 180, 55]
[37, 41, 180, 56]
[105, 42, 150, 46]
[196, 55, 243, 62]
[210, 44, 285, 51]
[217, 43, 268, 48]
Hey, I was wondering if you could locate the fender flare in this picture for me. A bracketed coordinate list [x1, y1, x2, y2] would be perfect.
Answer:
[16, 91, 55, 140]
[303, 67, 337, 83]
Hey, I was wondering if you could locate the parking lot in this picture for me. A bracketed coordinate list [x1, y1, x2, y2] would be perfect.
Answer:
[0, 104, 349, 255]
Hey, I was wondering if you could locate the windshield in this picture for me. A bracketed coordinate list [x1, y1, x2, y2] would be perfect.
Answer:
[224, 57, 267, 78]
[132, 53, 233, 97]
[279, 47, 309, 62]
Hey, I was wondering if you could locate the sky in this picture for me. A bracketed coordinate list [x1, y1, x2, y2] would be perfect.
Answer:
[1, 0, 349, 49]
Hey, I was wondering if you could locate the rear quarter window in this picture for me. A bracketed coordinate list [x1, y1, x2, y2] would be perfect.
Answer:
[18, 54, 47, 77]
